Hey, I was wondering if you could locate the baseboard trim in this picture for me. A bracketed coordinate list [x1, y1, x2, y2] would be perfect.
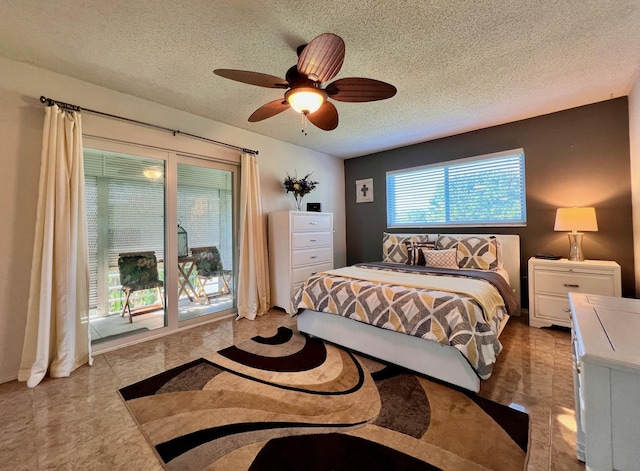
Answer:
[0, 373, 18, 385]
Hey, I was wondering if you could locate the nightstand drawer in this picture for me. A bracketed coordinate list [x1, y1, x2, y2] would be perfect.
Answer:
[533, 271, 615, 296]
[534, 294, 572, 323]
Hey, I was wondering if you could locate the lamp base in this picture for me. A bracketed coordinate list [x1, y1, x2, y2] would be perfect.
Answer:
[567, 232, 585, 261]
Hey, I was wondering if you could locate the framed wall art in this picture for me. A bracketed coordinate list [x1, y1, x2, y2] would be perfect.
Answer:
[356, 178, 374, 203]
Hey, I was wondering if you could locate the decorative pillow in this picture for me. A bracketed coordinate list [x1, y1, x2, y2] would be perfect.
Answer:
[422, 248, 458, 269]
[404, 240, 436, 265]
[118, 252, 162, 289]
[435, 235, 500, 270]
[382, 232, 429, 264]
[193, 246, 223, 277]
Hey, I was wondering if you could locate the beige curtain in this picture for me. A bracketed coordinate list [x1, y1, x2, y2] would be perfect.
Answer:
[237, 152, 270, 320]
[18, 104, 92, 388]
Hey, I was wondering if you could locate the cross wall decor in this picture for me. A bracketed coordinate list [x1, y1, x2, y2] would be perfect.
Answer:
[355, 178, 374, 203]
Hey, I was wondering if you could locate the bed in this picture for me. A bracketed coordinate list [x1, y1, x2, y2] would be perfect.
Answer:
[291, 233, 520, 392]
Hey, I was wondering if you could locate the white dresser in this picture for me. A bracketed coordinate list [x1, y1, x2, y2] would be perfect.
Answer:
[528, 258, 621, 328]
[268, 211, 333, 314]
[570, 293, 640, 471]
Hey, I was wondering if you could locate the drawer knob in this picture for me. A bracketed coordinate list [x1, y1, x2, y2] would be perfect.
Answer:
[563, 308, 571, 313]
[310, 255, 318, 259]
[310, 239, 317, 242]
[309, 222, 317, 225]
[564, 283, 579, 288]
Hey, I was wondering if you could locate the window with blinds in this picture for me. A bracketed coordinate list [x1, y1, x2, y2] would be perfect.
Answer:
[386, 149, 526, 228]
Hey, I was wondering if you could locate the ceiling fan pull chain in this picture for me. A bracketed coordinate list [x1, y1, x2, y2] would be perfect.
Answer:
[301, 111, 308, 136]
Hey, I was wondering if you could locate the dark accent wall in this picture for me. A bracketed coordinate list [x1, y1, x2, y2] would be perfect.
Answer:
[344, 98, 634, 304]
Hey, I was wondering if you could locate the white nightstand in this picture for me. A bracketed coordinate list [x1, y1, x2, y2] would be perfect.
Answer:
[528, 257, 621, 328]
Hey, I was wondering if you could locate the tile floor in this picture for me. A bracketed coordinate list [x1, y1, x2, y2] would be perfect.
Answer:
[89, 295, 234, 342]
[0, 311, 583, 470]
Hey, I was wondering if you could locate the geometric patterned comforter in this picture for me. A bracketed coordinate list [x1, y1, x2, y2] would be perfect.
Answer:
[291, 262, 514, 379]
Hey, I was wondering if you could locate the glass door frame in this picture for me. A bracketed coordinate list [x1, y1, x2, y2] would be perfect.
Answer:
[84, 137, 239, 354]
[171, 153, 239, 330]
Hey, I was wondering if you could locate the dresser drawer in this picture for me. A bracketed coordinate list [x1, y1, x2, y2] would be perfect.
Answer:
[292, 231, 332, 250]
[291, 213, 332, 232]
[292, 247, 333, 268]
[292, 262, 333, 284]
[533, 270, 616, 296]
[534, 294, 573, 323]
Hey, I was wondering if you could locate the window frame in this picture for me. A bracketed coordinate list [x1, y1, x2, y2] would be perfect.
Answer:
[386, 148, 526, 228]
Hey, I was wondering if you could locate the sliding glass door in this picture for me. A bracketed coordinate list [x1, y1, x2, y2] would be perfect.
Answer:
[83, 140, 237, 348]
[175, 158, 236, 322]
[85, 147, 167, 344]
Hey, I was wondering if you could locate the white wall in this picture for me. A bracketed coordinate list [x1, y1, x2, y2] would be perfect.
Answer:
[630, 72, 640, 296]
[0, 57, 346, 383]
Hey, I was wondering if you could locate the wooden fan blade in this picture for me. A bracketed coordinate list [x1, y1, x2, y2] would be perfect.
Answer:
[214, 69, 289, 89]
[307, 101, 338, 131]
[325, 78, 397, 102]
[297, 33, 345, 83]
[248, 99, 290, 122]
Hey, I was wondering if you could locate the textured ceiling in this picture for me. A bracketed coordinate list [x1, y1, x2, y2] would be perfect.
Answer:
[1, 1, 639, 158]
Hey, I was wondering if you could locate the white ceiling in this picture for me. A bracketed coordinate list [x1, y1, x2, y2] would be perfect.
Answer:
[1, 1, 639, 159]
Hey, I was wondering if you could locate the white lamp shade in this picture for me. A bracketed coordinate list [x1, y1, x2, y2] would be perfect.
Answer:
[286, 88, 325, 114]
[554, 207, 598, 232]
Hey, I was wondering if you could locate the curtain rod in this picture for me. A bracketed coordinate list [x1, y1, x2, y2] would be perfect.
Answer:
[39, 96, 259, 155]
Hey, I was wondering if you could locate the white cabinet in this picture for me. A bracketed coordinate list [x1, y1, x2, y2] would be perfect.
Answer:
[570, 293, 640, 470]
[268, 211, 333, 314]
[528, 258, 621, 328]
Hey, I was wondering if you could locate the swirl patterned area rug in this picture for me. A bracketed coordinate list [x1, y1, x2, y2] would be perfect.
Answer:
[119, 327, 529, 470]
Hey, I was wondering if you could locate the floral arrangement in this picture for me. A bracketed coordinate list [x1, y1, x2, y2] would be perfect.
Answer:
[283, 173, 318, 210]
[283, 173, 318, 196]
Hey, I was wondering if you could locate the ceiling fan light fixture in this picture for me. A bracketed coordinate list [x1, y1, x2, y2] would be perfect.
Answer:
[285, 87, 326, 114]
[214, 33, 395, 132]
[143, 168, 163, 179]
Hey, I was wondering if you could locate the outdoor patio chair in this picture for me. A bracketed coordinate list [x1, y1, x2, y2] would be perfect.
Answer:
[118, 251, 164, 322]
[190, 246, 232, 303]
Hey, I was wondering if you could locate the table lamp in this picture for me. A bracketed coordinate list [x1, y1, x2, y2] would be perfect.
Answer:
[554, 207, 598, 261]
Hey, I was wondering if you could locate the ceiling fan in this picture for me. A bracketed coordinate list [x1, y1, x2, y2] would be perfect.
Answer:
[214, 33, 397, 133]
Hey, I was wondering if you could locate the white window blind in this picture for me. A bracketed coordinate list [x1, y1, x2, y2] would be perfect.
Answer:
[176, 163, 233, 270]
[85, 177, 99, 308]
[386, 149, 526, 228]
[107, 178, 166, 266]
